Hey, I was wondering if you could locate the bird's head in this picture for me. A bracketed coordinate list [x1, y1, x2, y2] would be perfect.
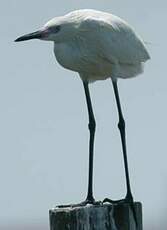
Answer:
[15, 15, 79, 43]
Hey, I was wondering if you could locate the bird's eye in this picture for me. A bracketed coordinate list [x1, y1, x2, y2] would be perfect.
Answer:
[49, 25, 61, 33]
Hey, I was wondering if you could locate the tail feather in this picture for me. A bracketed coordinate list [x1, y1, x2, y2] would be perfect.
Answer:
[116, 62, 144, 79]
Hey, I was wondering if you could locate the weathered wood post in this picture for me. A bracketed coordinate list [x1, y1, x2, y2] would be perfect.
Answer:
[49, 202, 142, 230]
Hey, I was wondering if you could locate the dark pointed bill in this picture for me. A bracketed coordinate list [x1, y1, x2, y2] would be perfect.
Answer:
[15, 30, 43, 42]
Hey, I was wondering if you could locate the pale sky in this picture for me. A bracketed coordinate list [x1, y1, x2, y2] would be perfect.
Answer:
[1, 0, 166, 229]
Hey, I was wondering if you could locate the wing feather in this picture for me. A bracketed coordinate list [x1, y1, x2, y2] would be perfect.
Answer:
[78, 14, 150, 64]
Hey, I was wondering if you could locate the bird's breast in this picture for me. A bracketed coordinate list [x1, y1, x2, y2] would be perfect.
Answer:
[53, 41, 113, 78]
[54, 42, 82, 72]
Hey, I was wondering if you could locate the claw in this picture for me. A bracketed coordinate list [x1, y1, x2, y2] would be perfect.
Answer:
[103, 198, 130, 204]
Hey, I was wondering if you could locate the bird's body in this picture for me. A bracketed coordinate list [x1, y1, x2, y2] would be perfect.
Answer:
[51, 9, 150, 82]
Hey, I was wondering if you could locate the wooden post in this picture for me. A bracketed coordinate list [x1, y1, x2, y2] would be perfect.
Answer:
[49, 202, 142, 230]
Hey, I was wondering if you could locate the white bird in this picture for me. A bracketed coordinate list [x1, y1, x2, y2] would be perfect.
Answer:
[15, 9, 150, 210]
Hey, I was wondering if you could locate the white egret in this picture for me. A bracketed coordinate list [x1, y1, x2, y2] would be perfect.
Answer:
[15, 9, 150, 209]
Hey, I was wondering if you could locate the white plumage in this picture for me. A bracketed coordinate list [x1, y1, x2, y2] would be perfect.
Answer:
[49, 9, 150, 81]
[15, 9, 150, 82]
[15, 9, 151, 210]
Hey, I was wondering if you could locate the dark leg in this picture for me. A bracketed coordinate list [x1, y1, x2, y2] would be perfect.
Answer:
[58, 81, 99, 208]
[83, 81, 96, 203]
[113, 79, 133, 201]
[103, 79, 137, 226]
[104, 79, 133, 202]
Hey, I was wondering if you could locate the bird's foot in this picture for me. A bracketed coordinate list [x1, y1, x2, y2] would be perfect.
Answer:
[103, 192, 134, 205]
[103, 197, 133, 205]
[57, 198, 102, 208]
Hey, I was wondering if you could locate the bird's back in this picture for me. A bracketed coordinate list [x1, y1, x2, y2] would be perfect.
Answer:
[54, 9, 150, 81]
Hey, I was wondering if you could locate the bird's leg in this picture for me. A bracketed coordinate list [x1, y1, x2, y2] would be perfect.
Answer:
[103, 79, 137, 226]
[83, 81, 96, 204]
[57, 81, 100, 209]
[104, 79, 133, 202]
[113, 79, 133, 201]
